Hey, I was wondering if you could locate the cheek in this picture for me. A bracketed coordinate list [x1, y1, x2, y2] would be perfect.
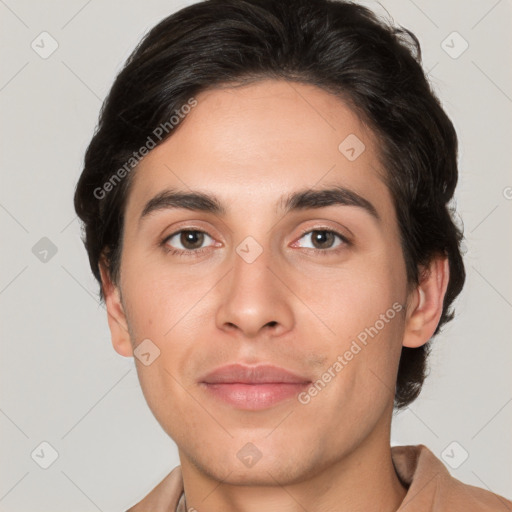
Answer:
[120, 254, 195, 339]
[322, 258, 404, 335]
[132, 359, 187, 444]
[314, 248, 407, 398]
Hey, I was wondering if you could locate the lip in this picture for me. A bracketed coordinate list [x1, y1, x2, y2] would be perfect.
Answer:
[199, 364, 311, 410]
[200, 363, 311, 384]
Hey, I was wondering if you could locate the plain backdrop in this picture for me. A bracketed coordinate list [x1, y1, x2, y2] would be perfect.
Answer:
[1, 0, 511, 510]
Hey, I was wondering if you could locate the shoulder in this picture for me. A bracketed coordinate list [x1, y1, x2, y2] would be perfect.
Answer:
[125, 466, 184, 512]
[393, 444, 512, 511]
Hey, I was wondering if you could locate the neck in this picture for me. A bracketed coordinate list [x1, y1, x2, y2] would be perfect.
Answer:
[179, 408, 408, 512]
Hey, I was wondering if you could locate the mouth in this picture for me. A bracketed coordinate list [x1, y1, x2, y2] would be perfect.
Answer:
[199, 363, 311, 410]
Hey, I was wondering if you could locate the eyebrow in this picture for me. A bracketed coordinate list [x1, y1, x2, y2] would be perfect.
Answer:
[139, 185, 380, 225]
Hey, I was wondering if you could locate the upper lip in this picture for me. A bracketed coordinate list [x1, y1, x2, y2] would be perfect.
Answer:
[200, 364, 311, 384]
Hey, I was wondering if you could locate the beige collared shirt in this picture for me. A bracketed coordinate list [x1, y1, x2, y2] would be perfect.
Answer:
[126, 444, 512, 511]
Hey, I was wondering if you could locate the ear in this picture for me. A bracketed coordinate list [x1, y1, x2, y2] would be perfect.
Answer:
[99, 256, 133, 358]
[402, 254, 450, 349]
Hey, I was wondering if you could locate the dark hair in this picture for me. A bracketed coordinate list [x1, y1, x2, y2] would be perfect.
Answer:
[74, 0, 465, 410]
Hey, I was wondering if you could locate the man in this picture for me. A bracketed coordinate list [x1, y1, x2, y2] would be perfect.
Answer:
[74, 0, 512, 510]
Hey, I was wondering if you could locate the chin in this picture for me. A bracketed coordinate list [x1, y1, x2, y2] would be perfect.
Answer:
[187, 444, 318, 487]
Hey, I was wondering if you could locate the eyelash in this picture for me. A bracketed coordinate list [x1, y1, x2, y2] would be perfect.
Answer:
[159, 227, 351, 258]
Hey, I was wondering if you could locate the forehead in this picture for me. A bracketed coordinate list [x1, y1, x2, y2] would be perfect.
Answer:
[124, 79, 391, 224]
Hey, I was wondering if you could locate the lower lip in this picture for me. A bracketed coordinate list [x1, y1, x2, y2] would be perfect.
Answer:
[200, 382, 310, 410]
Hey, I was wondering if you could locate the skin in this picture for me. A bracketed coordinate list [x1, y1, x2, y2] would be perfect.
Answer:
[100, 79, 449, 511]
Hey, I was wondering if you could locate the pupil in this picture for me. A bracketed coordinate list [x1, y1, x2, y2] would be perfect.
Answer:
[182, 231, 203, 249]
[313, 230, 333, 248]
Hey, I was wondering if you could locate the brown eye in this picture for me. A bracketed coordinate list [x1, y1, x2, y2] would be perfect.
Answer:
[309, 230, 336, 249]
[164, 230, 213, 252]
[296, 229, 348, 251]
[180, 231, 205, 250]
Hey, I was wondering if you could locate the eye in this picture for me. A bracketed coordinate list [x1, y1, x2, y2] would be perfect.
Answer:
[293, 228, 350, 253]
[160, 227, 351, 257]
[161, 229, 215, 255]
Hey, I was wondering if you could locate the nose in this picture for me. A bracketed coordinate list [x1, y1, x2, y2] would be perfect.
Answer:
[215, 245, 295, 339]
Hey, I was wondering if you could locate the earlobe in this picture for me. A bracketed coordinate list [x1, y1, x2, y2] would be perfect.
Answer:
[99, 257, 133, 358]
[402, 255, 450, 349]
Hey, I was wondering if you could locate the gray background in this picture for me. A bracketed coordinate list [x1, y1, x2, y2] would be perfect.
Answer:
[1, 0, 511, 510]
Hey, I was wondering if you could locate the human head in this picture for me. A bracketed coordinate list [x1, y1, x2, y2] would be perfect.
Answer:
[74, 0, 464, 420]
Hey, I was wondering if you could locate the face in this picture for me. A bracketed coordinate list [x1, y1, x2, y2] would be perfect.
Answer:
[107, 79, 413, 485]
